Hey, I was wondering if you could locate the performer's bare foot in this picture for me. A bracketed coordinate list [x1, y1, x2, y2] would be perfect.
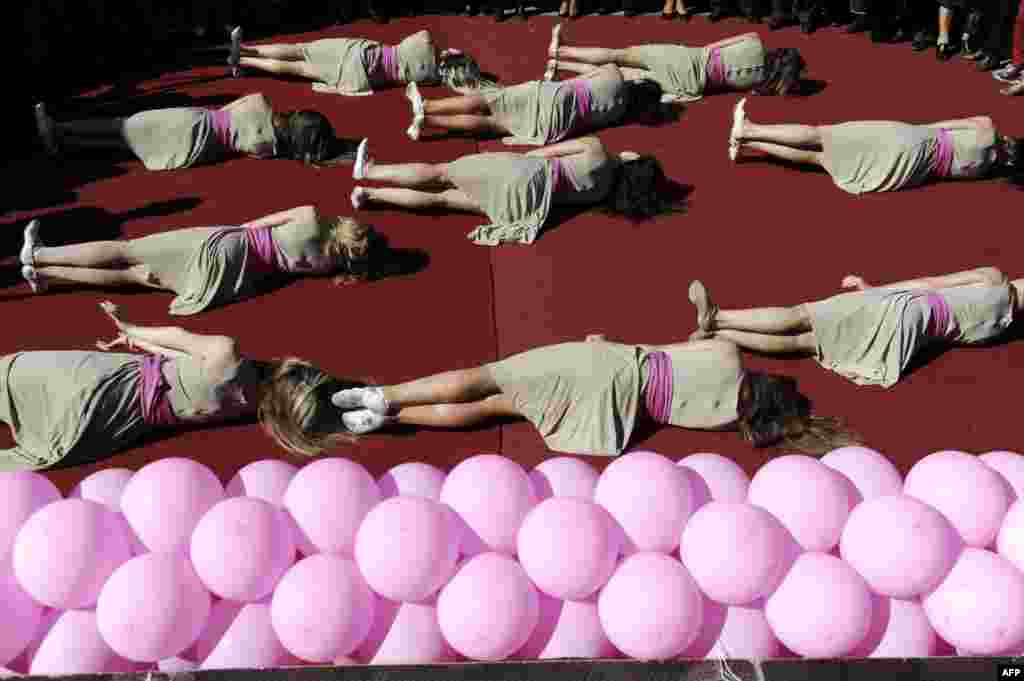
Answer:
[405, 83, 425, 140]
[841, 275, 869, 290]
[351, 186, 370, 210]
[548, 23, 563, 59]
[729, 97, 747, 162]
[544, 59, 558, 82]
[34, 104, 59, 157]
[688, 280, 719, 334]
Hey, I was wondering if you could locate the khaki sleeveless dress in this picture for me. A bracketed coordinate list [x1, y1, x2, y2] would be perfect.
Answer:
[124, 212, 320, 316]
[486, 341, 742, 456]
[487, 71, 629, 146]
[303, 31, 438, 95]
[820, 122, 942, 194]
[0, 352, 242, 470]
[626, 34, 764, 102]
[120, 95, 276, 170]
[805, 284, 1016, 388]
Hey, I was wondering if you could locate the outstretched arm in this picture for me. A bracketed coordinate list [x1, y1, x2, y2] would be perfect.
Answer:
[99, 302, 240, 368]
[842, 267, 1007, 292]
[241, 205, 317, 230]
[525, 136, 604, 158]
[923, 116, 993, 131]
[221, 93, 271, 113]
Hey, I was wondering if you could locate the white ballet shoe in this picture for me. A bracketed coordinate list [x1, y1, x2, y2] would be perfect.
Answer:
[229, 26, 243, 77]
[728, 97, 747, 162]
[331, 386, 392, 414]
[342, 409, 394, 435]
[352, 138, 370, 180]
[405, 82, 424, 117]
[548, 23, 562, 59]
[351, 186, 369, 210]
[34, 103, 59, 157]
[544, 59, 558, 82]
[406, 120, 423, 141]
[21, 265, 47, 294]
[20, 220, 42, 267]
[688, 280, 719, 334]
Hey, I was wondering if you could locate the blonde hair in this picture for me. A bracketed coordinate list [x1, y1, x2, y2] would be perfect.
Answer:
[257, 357, 359, 457]
[318, 216, 373, 286]
[780, 415, 864, 456]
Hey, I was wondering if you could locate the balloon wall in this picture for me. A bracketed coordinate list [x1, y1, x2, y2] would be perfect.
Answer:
[2, 448, 1024, 674]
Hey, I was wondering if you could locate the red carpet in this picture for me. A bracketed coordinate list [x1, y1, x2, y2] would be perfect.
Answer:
[2, 15, 1022, 494]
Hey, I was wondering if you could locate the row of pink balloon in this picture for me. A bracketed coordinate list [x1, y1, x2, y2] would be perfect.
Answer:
[3, 446, 1024, 675]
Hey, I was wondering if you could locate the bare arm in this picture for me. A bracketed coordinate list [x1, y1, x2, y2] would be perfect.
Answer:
[525, 136, 604, 158]
[99, 302, 240, 368]
[242, 205, 317, 230]
[221, 93, 270, 114]
[843, 267, 1007, 292]
[923, 116, 992, 131]
[96, 333, 191, 360]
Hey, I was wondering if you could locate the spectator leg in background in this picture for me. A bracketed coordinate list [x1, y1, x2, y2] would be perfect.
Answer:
[846, 0, 871, 32]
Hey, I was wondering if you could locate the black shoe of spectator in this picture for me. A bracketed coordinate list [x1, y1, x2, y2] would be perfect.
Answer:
[936, 43, 958, 61]
[799, 14, 816, 34]
[768, 13, 791, 30]
[912, 31, 934, 51]
[845, 15, 870, 33]
[465, 3, 479, 15]
[976, 52, 1001, 71]
[708, 7, 726, 22]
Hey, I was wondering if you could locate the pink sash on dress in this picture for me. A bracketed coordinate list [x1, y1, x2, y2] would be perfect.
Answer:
[139, 355, 180, 427]
[932, 128, 955, 179]
[925, 292, 956, 339]
[642, 351, 674, 425]
[208, 109, 235, 152]
[242, 225, 285, 275]
[706, 47, 727, 92]
[367, 45, 401, 85]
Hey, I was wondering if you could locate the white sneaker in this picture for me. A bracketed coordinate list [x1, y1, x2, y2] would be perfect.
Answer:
[350, 186, 369, 210]
[20, 220, 41, 267]
[342, 409, 394, 435]
[331, 386, 391, 413]
[729, 97, 747, 162]
[405, 82, 424, 117]
[21, 265, 47, 294]
[352, 138, 369, 180]
[406, 120, 422, 141]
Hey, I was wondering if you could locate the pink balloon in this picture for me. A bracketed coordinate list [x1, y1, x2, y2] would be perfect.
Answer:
[225, 460, 298, 503]
[711, 604, 781, 659]
[270, 555, 375, 662]
[529, 457, 600, 501]
[354, 496, 459, 603]
[0, 472, 61, 563]
[0, 570, 43, 666]
[378, 462, 447, 500]
[598, 552, 704, 660]
[202, 603, 289, 670]
[13, 499, 132, 609]
[904, 451, 1015, 548]
[517, 594, 619, 660]
[121, 458, 225, 555]
[70, 468, 134, 510]
[981, 451, 1024, 499]
[678, 453, 751, 503]
[680, 594, 727, 658]
[437, 553, 540, 661]
[440, 454, 537, 556]
[765, 552, 874, 658]
[96, 553, 212, 662]
[748, 455, 859, 553]
[840, 494, 963, 598]
[185, 599, 244, 663]
[284, 458, 381, 557]
[190, 497, 295, 602]
[858, 598, 938, 658]
[6, 608, 59, 673]
[356, 597, 454, 664]
[30, 610, 134, 675]
[821, 446, 903, 500]
[923, 548, 1024, 654]
[680, 502, 800, 606]
[517, 498, 619, 600]
[594, 451, 695, 555]
[998, 500, 1024, 572]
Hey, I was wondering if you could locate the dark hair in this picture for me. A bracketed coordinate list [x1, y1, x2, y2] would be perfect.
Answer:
[737, 371, 862, 454]
[274, 110, 335, 164]
[752, 48, 806, 97]
[438, 52, 486, 90]
[607, 156, 677, 221]
[624, 79, 679, 125]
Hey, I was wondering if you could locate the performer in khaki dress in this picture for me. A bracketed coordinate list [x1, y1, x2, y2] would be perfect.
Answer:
[13, 207, 377, 313]
[0, 303, 340, 471]
[728, 99, 1022, 190]
[280, 337, 858, 458]
[403, 64, 670, 145]
[228, 27, 482, 96]
[544, 25, 806, 103]
[687, 267, 1022, 389]
[349, 136, 674, 245]
[34, 94, 340, 170]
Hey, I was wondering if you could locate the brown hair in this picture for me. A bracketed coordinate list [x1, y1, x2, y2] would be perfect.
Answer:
[738, 372, 862, 455]
[318, 216, 374, 286]
[257, 358, 363, 457]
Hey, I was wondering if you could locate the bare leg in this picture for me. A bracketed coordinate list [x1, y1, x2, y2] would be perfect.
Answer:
[715, 304, 812, 333]
[422, 114, 505, 135]
[237, 57, 319, 79]
[364, 161, 452, 187]
[396, 394, 521, 427]
[556, 46, 641, 67]
[1013, 279, 1024, 312]
[743, 141, 824, 166]
[713, 329, 817, 354]
[739, 121, 824, 149]
[383, 367, 501, 408]
[423, 95, 490, 116]
[35, 265, 161, 289]
[706, 33, 759, 49]
[358, 187, 483, 213]
[35, 241, 134, 268]
[553, 60, 605, 75]
[239, 44, 305, 60]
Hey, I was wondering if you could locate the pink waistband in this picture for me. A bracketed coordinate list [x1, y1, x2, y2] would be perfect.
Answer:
[243, 225, 284, 274]
[643, 351, 674, 425]
[550, 79, 594, 143]
[925, 292, 955, 338]
[932, 128, 955, 179]
[706, 47, 727, 91]
[208, 109, 235, 151]
[139, 355, 180, 427]
[368, 45, 401, 84]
